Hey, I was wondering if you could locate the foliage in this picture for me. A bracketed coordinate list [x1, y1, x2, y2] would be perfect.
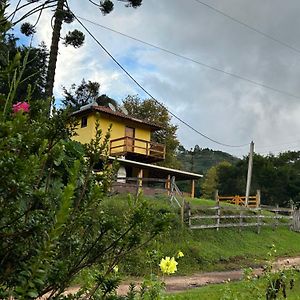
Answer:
[0, 32, 48, 103]
[0, 16, 170, 299]
[123, 95, 180, 168]
[62, 79, 118, 111]
[176, 145, 239, 174]
[215, 152, 300, 207]
[164, 245, 300, 300]
[0, 103, 171, 299]
[176, 146, 239, 196]
[6, 0, 143, 100]
[201, 162, 232, 199]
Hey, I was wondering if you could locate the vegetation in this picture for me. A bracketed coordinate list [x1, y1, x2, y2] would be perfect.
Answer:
[7, 0, 143, 101]
[0, 9, 171, 299]
[123, 95, 181, 169]
[106, 195, 300, 276]
[202, 152, 300, 207]
[62, 79, 119, 111]
[177, 145, 239, 175]
[164, 271, 300, 300]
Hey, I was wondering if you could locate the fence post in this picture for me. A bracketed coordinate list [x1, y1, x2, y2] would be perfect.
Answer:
[215, 190, 219, 206]
[257, 209, 261, 234]
[290, 203, 295, 231]
[239, 208, 243, 233]
[274, 204, 279, 230]
[216, 206, 221, 231]
[188, 205, 191, 228]
[256, 190, 261, 208]
[181, 200, 185, 227]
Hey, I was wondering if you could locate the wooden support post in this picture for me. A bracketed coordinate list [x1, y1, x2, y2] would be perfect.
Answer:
[256, 190, 261, 208]
[191, 179, 195, 198]
[166, 175, 171, 196]
[136, 169, 143, 196]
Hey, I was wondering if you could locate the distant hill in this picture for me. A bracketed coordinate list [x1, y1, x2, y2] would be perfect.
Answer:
[177, 145, 240, 175]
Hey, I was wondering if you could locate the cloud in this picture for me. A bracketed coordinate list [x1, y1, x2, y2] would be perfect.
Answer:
[8, 0, 300, 157]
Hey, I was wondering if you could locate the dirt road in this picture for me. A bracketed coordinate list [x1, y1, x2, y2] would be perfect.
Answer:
[117, 256, 300, 294]
[41, 256, 300, 298]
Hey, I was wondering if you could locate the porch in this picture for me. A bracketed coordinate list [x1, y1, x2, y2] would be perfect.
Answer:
[110, 136, 165, 163]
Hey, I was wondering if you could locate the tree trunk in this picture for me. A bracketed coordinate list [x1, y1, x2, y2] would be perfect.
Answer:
[45, 0, 65, 102]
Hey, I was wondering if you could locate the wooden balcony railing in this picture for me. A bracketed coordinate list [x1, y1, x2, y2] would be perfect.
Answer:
[110, 136, 165, 160]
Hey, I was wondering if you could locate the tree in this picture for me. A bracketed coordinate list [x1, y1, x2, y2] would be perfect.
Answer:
[123, 95, 181, 168]
[0, 36, 48, 104]
[201, 165, 218, 199]
[62, 79, 118, 111]
[6, 0, 143, 106]
[201, 161, 232, 199]
[0, 15, 170, 297]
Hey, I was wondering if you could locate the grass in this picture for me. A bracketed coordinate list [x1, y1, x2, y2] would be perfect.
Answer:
[101, 194, 300, 276]
[164, 271, 300, 299]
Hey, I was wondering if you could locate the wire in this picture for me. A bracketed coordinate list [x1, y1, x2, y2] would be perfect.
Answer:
[72, 14, 249, 148]
[76, 16, 300, 101]
[192, 0, 300, 55]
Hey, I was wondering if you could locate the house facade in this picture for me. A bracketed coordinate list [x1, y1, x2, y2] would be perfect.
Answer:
[71, 104, 202, 197]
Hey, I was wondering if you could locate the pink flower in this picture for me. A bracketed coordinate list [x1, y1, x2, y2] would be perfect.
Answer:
[12, 102, 30, 113]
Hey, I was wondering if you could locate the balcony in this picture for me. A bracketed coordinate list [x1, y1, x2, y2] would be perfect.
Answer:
[110, 136, 165, 163]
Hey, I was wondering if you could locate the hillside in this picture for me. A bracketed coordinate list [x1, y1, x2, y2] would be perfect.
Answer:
[104, 195, 300, 276]
[177, 146, 239, 175]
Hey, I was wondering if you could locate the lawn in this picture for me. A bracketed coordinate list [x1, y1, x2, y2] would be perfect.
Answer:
[164, 271, 300, 300]
[104, 194, 300, 276]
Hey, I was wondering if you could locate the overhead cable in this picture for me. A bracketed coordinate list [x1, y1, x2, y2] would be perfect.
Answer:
[192, 0, 300, 55]
[76, 16, 300, 101]
[73, 14, 249, 148]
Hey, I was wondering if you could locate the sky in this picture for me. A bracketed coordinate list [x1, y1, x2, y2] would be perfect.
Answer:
[8, 0, 300, 157]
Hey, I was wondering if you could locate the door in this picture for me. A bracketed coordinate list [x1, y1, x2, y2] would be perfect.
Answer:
[125, 127, 135, 152]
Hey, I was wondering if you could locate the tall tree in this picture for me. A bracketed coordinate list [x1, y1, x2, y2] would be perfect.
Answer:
[123, 95, 181, 168]
[0, 4, 48, 105]
[62, 79, 118, 110]
[7, 0, 143, 105]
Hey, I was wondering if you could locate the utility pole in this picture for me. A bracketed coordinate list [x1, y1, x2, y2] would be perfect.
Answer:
[245, 141, 254, 207]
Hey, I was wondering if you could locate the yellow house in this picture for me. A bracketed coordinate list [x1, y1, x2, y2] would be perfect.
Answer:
[72, 104, 202, 197]
[72, 104, 165, 163]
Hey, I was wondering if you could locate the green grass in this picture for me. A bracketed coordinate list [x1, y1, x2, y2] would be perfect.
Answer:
[103, 194, 300, 276]
[164, 272, 300, 299]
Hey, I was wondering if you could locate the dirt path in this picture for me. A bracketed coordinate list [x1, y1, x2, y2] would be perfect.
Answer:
[40, 256, 300, 298]
[117, 256, 300, 294]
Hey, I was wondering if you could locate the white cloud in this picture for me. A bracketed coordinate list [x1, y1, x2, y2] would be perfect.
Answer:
[8, 0, 300, 157]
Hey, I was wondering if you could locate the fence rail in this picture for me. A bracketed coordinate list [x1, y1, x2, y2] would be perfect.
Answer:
[186, 205, 295, 233]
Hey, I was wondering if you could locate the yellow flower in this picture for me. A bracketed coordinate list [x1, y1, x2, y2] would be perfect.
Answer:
[159, 256, 178, 275]
[113, 265, 119, 273]
[177, 251, 184, 258]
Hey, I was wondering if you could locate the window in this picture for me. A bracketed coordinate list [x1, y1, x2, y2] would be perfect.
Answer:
[81, 116, 88, 128]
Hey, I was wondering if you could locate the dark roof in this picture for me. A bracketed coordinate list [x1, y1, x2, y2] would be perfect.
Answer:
[72, 105, 162, 131]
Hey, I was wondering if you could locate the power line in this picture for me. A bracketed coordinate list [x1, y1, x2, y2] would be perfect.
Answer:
[72, 14, 249, 148]
[76, 15, 300, 101]
[192, 0, 300, 55]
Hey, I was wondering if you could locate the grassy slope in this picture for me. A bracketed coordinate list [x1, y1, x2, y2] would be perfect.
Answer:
[105, 195, 300, 276]
[165, 272, 300, 300]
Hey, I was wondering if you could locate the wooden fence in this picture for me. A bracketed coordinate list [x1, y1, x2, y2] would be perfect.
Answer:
[185, 205, 296, 233]
[216, 190, 260, 208]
